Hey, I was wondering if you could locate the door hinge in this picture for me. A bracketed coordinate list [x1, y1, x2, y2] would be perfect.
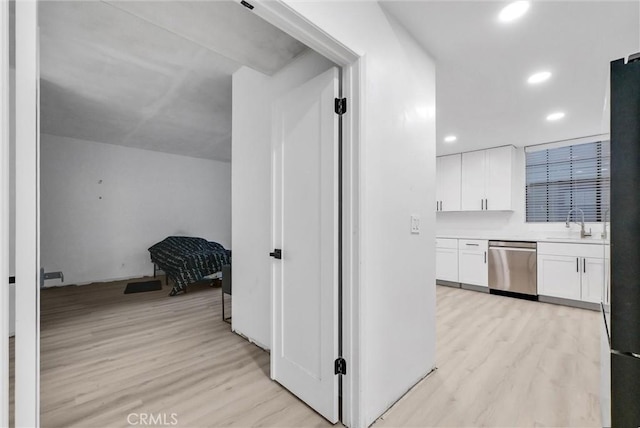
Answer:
[335, 98, 347, 115]
[334, 357, 347, 375]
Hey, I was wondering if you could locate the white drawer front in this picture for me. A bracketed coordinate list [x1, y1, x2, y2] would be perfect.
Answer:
[537, 242, 603, 258]
[458, 239, 488, 251]
[436, 238, 458, 249]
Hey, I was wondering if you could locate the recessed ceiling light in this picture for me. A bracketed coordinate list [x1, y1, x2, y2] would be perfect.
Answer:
[498, 1, 530, 23]
[546, 112, 565, 121]
[444, 135, 457, 143]
[528, 71, 552, 84]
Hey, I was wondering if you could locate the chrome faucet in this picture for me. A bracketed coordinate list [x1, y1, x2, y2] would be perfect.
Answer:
[565, 208, 592, 238]
[601, 208, 610, 239]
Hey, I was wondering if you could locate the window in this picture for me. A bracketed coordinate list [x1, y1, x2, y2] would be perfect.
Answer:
[526, 140, 610, 222]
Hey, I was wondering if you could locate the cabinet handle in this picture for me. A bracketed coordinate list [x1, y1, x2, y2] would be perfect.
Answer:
[440, 201, 443, 211]
[576, 258, 579, 272]
[466, 243, 480, 246]
[481, 199, 484, 210]
[484, 251, 487, 264]
[583, 258, 586, 273]
[485, 198, 488, 210]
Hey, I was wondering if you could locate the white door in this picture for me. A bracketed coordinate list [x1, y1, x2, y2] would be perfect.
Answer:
[537, 255, 581, 300]
[582, 257, 605, 303]
[271, 67, 339, 423]
[461, 150, 485, 211]
[14, 1, 40, 426]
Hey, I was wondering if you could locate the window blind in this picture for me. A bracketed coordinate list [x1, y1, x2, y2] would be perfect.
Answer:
[526, 140, 610, 222]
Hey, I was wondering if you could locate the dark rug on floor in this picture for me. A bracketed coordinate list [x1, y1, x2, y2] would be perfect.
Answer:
[124, 280, 162, 294]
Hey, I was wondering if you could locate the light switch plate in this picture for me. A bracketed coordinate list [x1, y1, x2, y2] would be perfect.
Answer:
[411, 215, 420, 234]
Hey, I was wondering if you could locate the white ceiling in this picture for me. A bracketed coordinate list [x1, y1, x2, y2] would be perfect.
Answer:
[38, 1, 308, 161]
[380, 1, 640, 156]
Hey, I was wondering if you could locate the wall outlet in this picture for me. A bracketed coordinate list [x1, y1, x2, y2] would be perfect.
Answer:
[411, 215, 420, 234]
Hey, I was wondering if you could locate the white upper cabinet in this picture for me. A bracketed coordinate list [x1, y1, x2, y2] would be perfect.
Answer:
[436, 154, 461, 212]
[461, 146, 515, 211]
[484, 146, 514, 211]
[460, 150, 485, 211]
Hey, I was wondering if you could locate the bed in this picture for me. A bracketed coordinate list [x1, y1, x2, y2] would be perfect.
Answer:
[148, 236, 231, 296]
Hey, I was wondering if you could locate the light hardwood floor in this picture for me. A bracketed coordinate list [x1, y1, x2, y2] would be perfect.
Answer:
[375, 286, 601, 427]
[9, 282, 600, 427]
[11, 277, 330, 428]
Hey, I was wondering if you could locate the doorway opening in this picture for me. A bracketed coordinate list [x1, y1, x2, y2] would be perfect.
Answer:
[8, 0, 360, 421]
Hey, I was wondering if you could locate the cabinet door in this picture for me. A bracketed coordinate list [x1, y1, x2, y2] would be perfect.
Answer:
[484, 146, 513, 211]
[435, 156, 443, 210]
[582, 257, 605, 303]
[537, 254, 581, 300]
[459, 249, 488, 287]
[604, 245, 611, 305]
[436, 248, 458, 282]
[461, 150, 485, 211]
[438, 154, 461, 211]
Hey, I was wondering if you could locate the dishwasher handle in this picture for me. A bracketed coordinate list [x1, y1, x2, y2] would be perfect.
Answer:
[488, 246, 536, 252]
[489, 241, 537, 249]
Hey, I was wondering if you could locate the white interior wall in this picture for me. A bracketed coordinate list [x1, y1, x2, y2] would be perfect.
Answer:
[436, 147, 607, 238]
[40, 134, 231, 286]
[277, 2, 438, 426]
[231, 49, 334, 350]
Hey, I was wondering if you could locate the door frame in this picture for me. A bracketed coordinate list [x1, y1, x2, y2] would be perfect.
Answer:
[247, 3, 363, 426]
[1, 0, 10, 425]
[15, 0, 40, 426]
[13, 1, 364, 427]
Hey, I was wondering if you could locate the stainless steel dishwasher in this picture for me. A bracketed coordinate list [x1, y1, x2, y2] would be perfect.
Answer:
[488, 241, 537, 296]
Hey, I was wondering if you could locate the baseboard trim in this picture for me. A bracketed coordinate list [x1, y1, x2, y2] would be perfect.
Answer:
[460, 283, 490, 293]
[436, 280, 460, 288]
[369, 366, 437, 427]
[538, 295, 600, 311]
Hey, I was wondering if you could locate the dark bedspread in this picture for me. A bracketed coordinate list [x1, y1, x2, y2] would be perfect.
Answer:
[148, 236, 231, 296]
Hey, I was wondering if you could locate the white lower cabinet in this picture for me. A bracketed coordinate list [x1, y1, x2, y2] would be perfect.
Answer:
[537, 254, 581, 300]
[603, 244, 611, 305]
[537, 243, 605, 303]
[458, 239, 488, 287]
[436, 238, 458, 282]
[582, 257, 605, 304]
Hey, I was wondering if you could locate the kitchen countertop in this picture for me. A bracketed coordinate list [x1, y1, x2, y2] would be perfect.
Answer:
[436, 233, 609, 245]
